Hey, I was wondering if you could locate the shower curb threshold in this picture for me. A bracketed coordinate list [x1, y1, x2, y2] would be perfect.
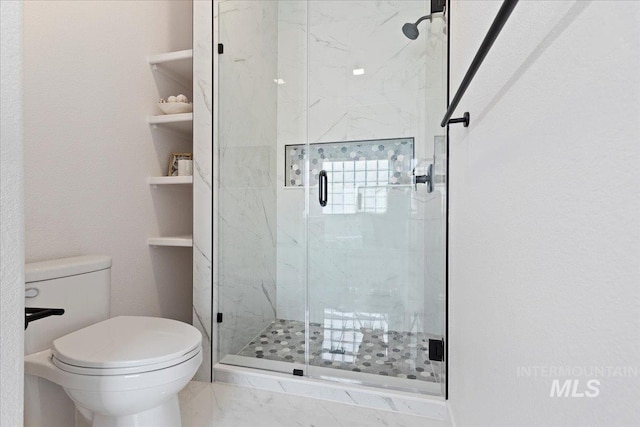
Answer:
[213, 363, 449, 422]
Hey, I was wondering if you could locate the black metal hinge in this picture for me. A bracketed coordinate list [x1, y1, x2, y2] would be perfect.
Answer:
[293, 369, 303, 377]
[217, 43, 224, 54]
[217, 313, 223, 323]
[428, 338, 444, 362]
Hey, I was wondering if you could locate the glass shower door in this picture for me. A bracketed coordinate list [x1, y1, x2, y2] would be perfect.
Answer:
[305, 146, 446, 395]
[216, 0, 307, 375]
[215, 0, 446, 395]
[304, 0, 447, 395]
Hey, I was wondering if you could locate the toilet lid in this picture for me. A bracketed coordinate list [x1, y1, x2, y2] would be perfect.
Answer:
[52, 316, 201, 369]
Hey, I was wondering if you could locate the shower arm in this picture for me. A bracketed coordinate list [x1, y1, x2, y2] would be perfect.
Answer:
[414, 14, 433, 26]
[414, 6, 445, 27]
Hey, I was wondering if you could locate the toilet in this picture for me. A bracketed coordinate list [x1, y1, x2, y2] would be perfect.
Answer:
[24, 256, 202, 427]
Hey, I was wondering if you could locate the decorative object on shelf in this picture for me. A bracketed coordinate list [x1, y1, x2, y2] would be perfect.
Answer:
[178, 159, 193, 176]
[157, 103, 193, 114]
[158, 94, 193, 114]
[168, 152, 193, 176]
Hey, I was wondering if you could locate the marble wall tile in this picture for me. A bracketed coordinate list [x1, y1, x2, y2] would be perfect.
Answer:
[423, 190, 445, 336]
[211, 0, 221, 380]
[193, 0, 213, 381]
[423, 136, 446, 338]
[212, 365, 448, 420]
[275, 0, 309, 324]
[305, 185, 427, 330]
[275, 1, 446, 335]
[217, 0, 279, 358]
[179, 380, 452, 427]
[212, 0, 447, 374]
[273, 189, 306, 322]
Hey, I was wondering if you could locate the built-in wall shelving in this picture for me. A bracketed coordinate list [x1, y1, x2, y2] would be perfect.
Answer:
[148, 235, 193, 248]
[148, 176, 193, 186]
[148, 113, 193, 135]
[147, 48, 194, 247]
[148, 49, 193, 89]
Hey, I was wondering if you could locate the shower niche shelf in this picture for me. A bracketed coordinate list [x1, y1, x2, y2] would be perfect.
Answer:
[148, 176, 193, 186]
[148, 235, 193, 248]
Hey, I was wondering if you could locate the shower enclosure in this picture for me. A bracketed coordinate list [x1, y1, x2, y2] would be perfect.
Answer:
[215, 0, 447, 397]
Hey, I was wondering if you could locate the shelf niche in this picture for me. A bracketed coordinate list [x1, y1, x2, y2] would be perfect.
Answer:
[148, 235, 193, 247]
[148, 112, 193, 136]
[148, 49, 193, 90]
[148, 176, 193, 185]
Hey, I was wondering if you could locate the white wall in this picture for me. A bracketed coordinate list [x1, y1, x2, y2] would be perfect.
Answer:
[448, 1, 640, 426]
[23, 1, 193, 322]
[0, 1, 25, 424]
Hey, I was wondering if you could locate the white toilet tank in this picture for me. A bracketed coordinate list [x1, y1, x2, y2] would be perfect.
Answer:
[24, 255, 111, 427]
[25, 255, 112, 353]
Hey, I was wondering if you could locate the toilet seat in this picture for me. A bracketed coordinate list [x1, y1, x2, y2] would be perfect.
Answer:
[52, 346, 201, 376]
[50, 316, 201, 376]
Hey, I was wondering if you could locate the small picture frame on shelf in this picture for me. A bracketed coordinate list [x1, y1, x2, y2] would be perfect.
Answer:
[168, 152, 192, 176]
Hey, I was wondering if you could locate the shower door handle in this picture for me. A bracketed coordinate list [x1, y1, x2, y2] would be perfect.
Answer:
[413, 163, 433, 193]
[318, 170, 328, 207]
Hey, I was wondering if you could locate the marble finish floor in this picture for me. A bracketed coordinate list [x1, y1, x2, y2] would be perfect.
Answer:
[179, 381, 450, 427]
[237, 319, 443, 382]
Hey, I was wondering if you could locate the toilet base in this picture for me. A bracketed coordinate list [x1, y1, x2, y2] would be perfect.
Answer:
[25, 342, 201, 427]
[80, 395, 182, 427]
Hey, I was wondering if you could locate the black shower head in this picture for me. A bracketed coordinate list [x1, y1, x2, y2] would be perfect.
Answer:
[402, 14, 434, 40]
[402, 22, 420, 40]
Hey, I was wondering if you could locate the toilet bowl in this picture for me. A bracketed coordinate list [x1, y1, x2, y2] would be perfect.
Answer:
[23, 256, 201, 427]
[25, 316, 202, 427]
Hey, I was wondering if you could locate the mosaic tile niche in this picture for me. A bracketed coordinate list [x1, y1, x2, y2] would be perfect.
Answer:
[285, 138, 415, 188]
